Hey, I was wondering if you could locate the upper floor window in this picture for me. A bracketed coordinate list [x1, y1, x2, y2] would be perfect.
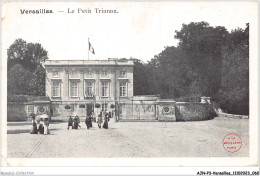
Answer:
[120, 70, 126, 77]
[70, 81, 78, 97]
[101, 82, 109, 97]
[85, 81, 94, 97]
[119, 82, 127, 97]
[52, 81, 61, 97]
[52, 71, 59, 77]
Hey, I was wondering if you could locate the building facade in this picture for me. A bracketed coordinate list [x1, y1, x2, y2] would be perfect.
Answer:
[43, 59, 134, 118]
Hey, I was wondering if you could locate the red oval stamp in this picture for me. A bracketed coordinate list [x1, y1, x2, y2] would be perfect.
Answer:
[223, 133, 242, 153]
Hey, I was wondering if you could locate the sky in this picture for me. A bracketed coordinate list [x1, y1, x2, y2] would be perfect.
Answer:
[2, 1, 257, 63]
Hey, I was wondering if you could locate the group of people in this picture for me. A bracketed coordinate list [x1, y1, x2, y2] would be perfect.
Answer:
[30, 113, 50, 135]
[67, 111, 112, 130]
[67, 115, 81, 129]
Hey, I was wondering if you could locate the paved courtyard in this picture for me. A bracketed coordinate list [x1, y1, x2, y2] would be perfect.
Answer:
[7, 117, 249, 158]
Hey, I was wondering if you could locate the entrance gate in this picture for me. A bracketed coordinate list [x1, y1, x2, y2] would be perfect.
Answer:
[86, 103, 94, 116]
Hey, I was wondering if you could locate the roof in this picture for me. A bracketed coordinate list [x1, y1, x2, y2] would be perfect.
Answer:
[43, 59, 134, 67]
[8, 95, 50, 103]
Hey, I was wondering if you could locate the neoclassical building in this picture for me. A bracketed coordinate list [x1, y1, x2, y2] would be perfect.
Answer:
[43, 59, 134, 117]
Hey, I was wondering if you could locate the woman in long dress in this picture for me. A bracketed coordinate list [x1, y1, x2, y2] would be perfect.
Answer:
[103, 113, 109, 129]
[38, 118, 44, 134]
[68, 116, 73, 129]
[30, 113, 38, 134]
[97, 112, 103, 129]
[73, 116, 78, 129]
[43, 116, 50, 135]
[85, 115, 90, 129]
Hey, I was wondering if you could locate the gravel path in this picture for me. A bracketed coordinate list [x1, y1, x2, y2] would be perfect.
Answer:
[7, 117, 249, 158]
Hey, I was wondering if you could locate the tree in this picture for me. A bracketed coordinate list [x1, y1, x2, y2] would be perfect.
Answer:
[7, 39, 48, 72]
[218, 24, 249, 114]
[8, 64, 34, 95]
[29, 65, 46, 96]
[133, 59, 150, 95]
[175, 22, 228, 97]
[7, 39, 48, 96]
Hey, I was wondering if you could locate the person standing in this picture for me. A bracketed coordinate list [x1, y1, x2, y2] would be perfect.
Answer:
[38, 118, 44, 134]
[103, 113, 109, 129]
[43, 117, 50, 135]
[97, 112, 103, 129]
[75, 115, 81, 128]
[30, 113, 37, 134]
[85, 115, 90, 129]
[73, 116, 78, 129]
[89, 115, 93, 127]
[67, 116, 73, 130]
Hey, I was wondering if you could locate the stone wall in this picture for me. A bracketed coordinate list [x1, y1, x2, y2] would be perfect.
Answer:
[175, 102, 216, 121]
[7, 103, 51, 122]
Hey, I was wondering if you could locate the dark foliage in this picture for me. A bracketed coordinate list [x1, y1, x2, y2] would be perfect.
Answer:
[7, 39, 48, 96]
[133, 22, 249, 115]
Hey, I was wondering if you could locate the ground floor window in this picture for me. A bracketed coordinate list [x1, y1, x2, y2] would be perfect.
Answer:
[101, 82, 109, 97]
[102, 102, 108, 111]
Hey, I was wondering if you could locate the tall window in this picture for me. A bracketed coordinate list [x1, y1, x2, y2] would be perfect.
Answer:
[101, 82, 109, 97]
[85, 82, 94, 97]
[70, 81, 78, 97]
[120, 82, 127, 97]
[52, 81, 60, 97]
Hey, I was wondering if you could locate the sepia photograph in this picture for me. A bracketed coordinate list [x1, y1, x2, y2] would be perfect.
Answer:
[1, 1, 259, 174]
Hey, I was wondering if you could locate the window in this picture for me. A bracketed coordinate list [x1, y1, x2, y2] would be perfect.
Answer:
[70, 81, 78, 97]
[102, 103, 108, 111]
[52, 81, 60, 97]
[120, 82, 127, 97]
[101, 82, 109, 97]
[85, 82, 94, 97]
[52, 71, 59, 77]
[120, 70, 126, 77]
[28, 105, 34, 113]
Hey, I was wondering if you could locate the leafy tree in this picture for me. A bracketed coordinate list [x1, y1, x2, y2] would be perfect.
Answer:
[175, 22, 228, 97]
[7, 39, 48, 72]
[218, 24, 249, 114]
[8, 64, 33, 95]
[29, 65, 46, 96]
[7, 39, 48, 96]
[133, 59, 150, 95]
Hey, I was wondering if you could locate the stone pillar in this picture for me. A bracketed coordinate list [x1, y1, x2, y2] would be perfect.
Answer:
[157, 99, 176, 122]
